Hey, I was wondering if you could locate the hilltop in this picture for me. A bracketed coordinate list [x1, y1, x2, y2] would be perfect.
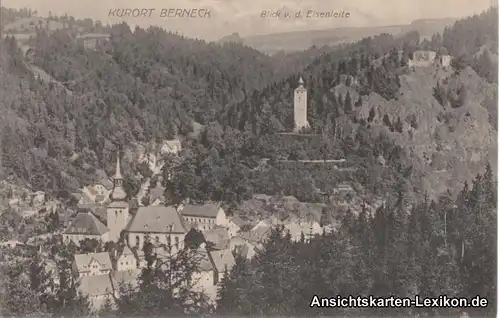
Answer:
[222, 18, 457, 54]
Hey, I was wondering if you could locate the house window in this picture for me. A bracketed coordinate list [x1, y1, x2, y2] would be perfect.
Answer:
[174, 237, 179, 250]
[135, 236, 140, 247]
[155, 236, 159, 244]
[167, 235, 171, 246]
[121, 262, 123, 266]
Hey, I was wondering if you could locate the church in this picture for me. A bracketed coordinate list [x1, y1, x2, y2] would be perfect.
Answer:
[64, 155, 188, 253]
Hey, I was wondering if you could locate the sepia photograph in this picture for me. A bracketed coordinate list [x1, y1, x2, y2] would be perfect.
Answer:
[0, 0, 497, 317]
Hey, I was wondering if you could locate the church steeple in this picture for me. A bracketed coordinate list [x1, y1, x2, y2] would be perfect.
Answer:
[110, 151, 126, 201]
[114, 152, 123, 181]
[298, 76, 304, 87]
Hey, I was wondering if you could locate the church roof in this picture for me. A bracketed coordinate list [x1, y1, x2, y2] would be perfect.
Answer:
[180, 203, 221, 218]
[127, 206, 186, 234]
[64, 212, 109, 236]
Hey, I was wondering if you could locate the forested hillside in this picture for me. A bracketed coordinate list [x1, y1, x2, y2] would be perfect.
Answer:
[0, 7, 497, 209]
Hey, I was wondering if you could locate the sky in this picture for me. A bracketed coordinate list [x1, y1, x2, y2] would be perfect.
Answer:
[3, 0, 496, 41]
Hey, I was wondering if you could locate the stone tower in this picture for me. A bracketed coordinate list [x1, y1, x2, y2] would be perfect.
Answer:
[106, 151, 130, 243]
[293, 76, 310, 132]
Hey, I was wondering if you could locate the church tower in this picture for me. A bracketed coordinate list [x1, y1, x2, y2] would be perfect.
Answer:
[106, 151, 130, 243]
[293, 76, 310, 132]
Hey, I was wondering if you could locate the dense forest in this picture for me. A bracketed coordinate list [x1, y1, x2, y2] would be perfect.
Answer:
[0, 7, 497, 209]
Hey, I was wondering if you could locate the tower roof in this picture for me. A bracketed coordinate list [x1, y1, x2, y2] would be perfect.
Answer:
[114, 153, 122, 180]
[298, 76, 304, 85]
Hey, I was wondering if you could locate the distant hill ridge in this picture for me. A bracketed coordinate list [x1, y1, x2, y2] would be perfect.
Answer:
[220, 18, 457, 54]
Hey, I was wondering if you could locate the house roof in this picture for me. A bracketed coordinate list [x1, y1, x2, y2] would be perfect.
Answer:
[78, 193, 94, 206]
[96, 179, 113, 190]
[194, 246, 214, 272]
[127, 206, 186, 234]
[149, 184, 166, 202]
[209, 249, 235, 274]
[203, 227, 230, 250]
[229, 216, 245, 227]
[238, 225, 272, 244]
[64, 212, 109, 236]
[110, 269, 140, 289]
[180, 203, 220, 218]
[120, 245, 134, 257]
[74, 252, 113, 272]
[79, 274, 114, 296]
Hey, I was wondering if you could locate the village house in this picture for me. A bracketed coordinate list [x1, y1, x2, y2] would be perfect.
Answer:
[208, 248, 236, 284]
[126, 205, 186, 253]
[76, 33, 111, 50]
[229, 236, 258, 259]
[284, 219, 322, 242]
[115, 245, 137, 271]
[110, 269, 140, 295]
[78, 274, 114, 311]
[191, 244, 218, 302]
[408, 50, 438, 68]
[62, 211, 110, 245]
[72, 252, 113, 277]
[227, 216, 245, 238]
[161, 139, 182, 156]
[179, 203, 227, 231]
[230, 224, 272, 260]
[148, 183, 166, 206]
[81, 178, 113, 203]
[203, 226, 230, 250]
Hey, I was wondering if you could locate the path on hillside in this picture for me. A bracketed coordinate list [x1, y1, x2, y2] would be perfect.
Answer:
[21, 61, 73, 96]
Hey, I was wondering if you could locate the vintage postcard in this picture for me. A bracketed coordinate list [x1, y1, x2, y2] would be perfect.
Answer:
[0, 0, 497, 317]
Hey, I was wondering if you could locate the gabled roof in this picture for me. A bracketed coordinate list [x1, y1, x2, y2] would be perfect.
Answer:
[119, 245, 134, 258]
[229, 215, 245, 227]
[194, 246, 214, 272]
[238, 225, 272, 244]
[149, 184, 166, 202]
[96, 178, 113, 190]
[180, 203, 221, 218]
[127, 206, 186, 234]
[203, 227, 230, 250]
[78, 192, 94, 206]
[74, 252, 113, 272]
[110, 269, 140, 290]
[209, 249, 235, 274]
[79, 274, 113, 296]
[64, 212, 109, 236]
